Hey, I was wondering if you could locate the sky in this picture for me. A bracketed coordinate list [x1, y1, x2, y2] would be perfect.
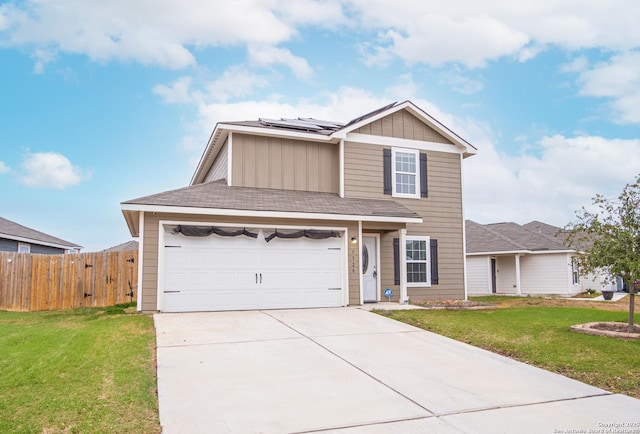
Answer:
[1, 0, 640, 252]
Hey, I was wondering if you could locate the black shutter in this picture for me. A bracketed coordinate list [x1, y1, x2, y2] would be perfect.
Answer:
[430, 239, 439, 285]
[420, 152, 428, 198]
[393, 237, 400, 285]
[383, 149, 392, 195]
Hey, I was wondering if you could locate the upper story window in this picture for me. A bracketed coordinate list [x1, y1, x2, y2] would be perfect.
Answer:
[392, 148, 420, 198]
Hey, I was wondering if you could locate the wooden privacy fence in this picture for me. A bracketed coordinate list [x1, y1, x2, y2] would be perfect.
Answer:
[0, 250, 138, 312]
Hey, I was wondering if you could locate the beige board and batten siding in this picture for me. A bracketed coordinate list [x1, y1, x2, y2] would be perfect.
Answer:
[354, 109, 451, 144]
[343, 111, 465, 300]
[139, 212, 359, 311]
[203, 139, 228, 183]
[231, 133, 339, 193]
[344, 145, 465, 300]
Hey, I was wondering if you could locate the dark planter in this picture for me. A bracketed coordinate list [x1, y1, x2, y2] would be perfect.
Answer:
[602, 291, 614, 301]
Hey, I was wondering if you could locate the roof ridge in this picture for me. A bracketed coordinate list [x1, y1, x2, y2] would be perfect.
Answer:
[521, 221, 568, 248]
[482, 222, 529, 250]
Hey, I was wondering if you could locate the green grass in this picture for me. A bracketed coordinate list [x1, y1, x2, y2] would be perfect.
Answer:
[0, 304, 160, 434]
[382, 303, 640, 398]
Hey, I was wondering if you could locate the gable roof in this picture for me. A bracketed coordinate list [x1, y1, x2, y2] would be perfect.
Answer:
[191, 100, 477, 185]
[102, 240, 139, 252]
[0, 216, 81, 250]
[466, 220, 570, 255]
[122, 180, 422, 236]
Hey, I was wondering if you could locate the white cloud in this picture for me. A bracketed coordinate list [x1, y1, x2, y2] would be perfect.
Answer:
[438, 67, 484, 94]
[464, 134, 640, 226]
[560, 55, 588, 74]
[575, 51, 640, 124]
[3, 0, 639, 74]
[0, 161, 9, 173]
[248, 45, 313, 79]
[31, 48, 57, 74]
[153, 76, 200, 105]
[154, 67, 271, 106]
[0, 0, 296, 69]
[349, 1, 640, 68]
[19, 152, 91, 189]
[379, 15, 529, 68]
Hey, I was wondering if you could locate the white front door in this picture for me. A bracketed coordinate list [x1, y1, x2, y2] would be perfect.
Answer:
[362, 236, 378, 302]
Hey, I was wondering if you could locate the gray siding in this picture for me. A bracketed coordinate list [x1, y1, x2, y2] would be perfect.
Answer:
[0, 237, 64, 254]
[30, 244, 66, 254]
[0, 238, 17, 252]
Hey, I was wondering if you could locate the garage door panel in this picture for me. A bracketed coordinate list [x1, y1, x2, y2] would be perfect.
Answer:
[162, 229, 345, 312]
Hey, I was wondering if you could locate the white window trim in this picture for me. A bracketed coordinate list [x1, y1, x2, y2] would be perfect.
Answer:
[392, 147, 420, 199]
[406, 235, 431, 287]
[17, 242, 31, 253]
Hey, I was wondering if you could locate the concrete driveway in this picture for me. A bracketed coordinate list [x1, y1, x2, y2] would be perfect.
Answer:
[154, 308, 640, 433]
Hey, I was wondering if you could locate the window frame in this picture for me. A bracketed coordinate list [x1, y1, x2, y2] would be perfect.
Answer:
[17, 242, 31, 253]
[405, 235, 431, 287]
[571, 256, 580, 285]
[392, 148, 420, 199]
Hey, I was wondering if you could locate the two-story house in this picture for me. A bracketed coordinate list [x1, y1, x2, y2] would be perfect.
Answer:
[121, 101, 476, 312]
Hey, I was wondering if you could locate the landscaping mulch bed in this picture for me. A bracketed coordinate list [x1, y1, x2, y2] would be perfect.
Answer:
[412, 299, 495, 310]
[570, 322, 640, 339]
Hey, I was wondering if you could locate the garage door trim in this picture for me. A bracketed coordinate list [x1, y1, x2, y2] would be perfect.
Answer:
[157, 220, 349, 311]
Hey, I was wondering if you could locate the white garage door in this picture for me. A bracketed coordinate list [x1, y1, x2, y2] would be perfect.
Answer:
[162, 229, 344, 312]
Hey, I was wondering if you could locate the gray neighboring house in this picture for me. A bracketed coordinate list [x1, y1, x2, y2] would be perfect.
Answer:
[465, 220, 602, 296]
[102, 240, 139, 252]
[0, 216, 81, 254]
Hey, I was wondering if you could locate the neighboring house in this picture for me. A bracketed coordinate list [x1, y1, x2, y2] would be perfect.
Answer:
[465, 220, 603, 296]
[102, 240, 139, 252]
[0, 216, 81, 254]
[121, 101, 477, 312]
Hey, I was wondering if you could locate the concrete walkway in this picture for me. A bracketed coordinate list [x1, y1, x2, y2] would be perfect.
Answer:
[154, 308, 640, 433]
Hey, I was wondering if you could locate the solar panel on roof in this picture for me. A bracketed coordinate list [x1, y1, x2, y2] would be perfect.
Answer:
[280, 118, 327, 130]
[259, 118, 325, 132]
[297, 118, 344, 129]
[344, 101, 398, 127]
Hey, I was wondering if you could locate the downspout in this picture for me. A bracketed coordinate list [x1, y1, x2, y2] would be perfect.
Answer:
[460, 153, 469, 301]
[357, 220, 363, 304]
[136, 212, 145, 312]
[515, 254, 522, 296]
[339, 139, 345, 198]
[227, 132, 233, 187]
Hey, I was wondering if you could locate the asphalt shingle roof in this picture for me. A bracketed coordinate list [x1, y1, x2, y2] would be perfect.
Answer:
[466, 220, 569, 254]
[0, 216, 81, 249]
[123, 180, 420, 219]
[102, 240, 139, 252]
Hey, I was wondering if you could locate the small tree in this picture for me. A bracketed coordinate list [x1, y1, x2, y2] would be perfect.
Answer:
[565, 174, 640, 333]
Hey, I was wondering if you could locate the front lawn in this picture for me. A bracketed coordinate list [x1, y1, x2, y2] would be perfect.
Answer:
[381, 297, 640, 398]
[0, 304, 160, 434]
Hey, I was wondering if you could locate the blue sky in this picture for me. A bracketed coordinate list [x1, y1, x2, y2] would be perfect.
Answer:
[1, 0, 639, 251]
